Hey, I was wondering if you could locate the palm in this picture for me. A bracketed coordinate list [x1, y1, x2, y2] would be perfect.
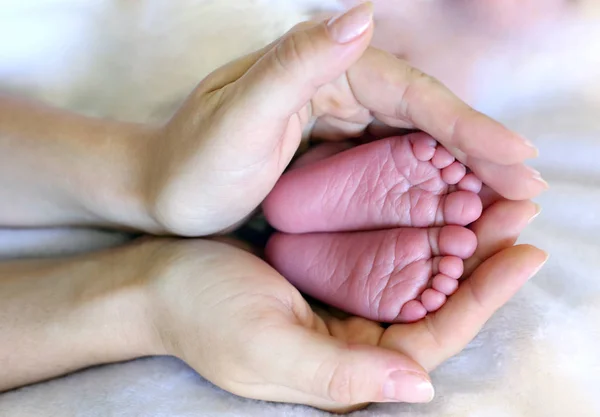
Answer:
[310, 196, 544, 372]
[264, 197, 543, 412]
[294, 237, 543, 413]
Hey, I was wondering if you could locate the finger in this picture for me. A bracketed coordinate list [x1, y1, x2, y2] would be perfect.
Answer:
[290, 141, 354, 170]
[467, 158, 549, 200]
[346, 48, 539, 165]
[479, 184, 504, 209]
[311, 114, 374, 141]
[367, 120, 418, 139]
[464, 199, 540, 276]
[252, 324, 435, 410]
[232, 2, 374, 121]
[381, 245, 549, 371]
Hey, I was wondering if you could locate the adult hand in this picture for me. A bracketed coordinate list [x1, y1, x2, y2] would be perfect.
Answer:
[145, 2, 545, 237]
[0, 196, 545, 411]
[146, 197, 546, 412]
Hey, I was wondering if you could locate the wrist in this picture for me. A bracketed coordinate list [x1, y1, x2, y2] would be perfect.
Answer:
[0, 97, 165, 231]
[0, 239, 164, 391]
[71, 122, 165, 233]
[60, 240, 166, 361]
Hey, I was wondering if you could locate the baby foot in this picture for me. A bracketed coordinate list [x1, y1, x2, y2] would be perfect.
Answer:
[267, 225, 477, 323]
[263, 133, 483, 234]
[263, 134, 483, 323]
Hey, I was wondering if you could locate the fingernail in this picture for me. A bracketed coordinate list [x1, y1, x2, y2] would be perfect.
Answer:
[527, 166, 549, 189]
[382, 371, 435, 403]
[519, 134, 539, 157]
[528, 203, 542, 224]
[327, 2, 373, 44]
[528, 252, 550, 280]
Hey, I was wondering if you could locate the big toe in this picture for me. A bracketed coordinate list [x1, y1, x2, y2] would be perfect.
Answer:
[435, 225, 478, 259]
[442, 191, 483, 226]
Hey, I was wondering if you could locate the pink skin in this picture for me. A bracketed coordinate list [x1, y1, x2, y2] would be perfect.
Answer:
[262, 0, 569, 325]
[263, 133, 483, 234]
[267, 226, 476, 323]
[264, 134, 483, 323]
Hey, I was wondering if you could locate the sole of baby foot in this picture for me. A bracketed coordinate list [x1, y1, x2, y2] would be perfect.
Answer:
[263, 133, 483, 234]
[266, 225, 477, 323]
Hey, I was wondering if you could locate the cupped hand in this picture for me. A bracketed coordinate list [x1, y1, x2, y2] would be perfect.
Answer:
[144, 2, 545, 237]
[141, 197, 546, 413]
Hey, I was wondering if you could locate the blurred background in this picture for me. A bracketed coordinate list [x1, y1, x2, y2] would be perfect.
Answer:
[1, 1, 599, 416]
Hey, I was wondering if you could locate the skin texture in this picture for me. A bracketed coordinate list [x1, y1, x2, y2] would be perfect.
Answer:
[265, 134, 484, 322]
[268, 226, 476, 322]
[0, 4, 545, 236]
[0, 4, 548, 411]
[264, 134, 483, 234]
[0, 202, 546, 412]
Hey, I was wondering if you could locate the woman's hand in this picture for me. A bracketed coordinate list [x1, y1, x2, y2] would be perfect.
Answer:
[0, 3, 545, 234]
[0, 195, 545, 412]
[143, 3, 545, 237]
[145, 198, 546, 412]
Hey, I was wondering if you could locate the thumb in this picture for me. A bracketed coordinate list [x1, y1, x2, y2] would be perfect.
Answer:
[234, 2, 374, 121]
[252, 325, 435, 410]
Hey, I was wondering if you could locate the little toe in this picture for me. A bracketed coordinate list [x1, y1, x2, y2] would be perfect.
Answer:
[438, 256, 464, 278]
[397, 300, 428, 322]
[441, 161, 467, 185]
[421, 289, 447, 312]
[436, 226, 477, 259]
[442, 191, 483, 225]
[457, 173, 483, 193]
[432, 147, 455, 169]
[432, 274, 459, 295]
[411, 134, 437, 161]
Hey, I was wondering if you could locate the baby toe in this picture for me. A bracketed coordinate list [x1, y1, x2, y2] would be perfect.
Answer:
[432, 147, 455, 169]
[411, 134, 437, 161]
[457, 173, 483, 193]
[432, 274, 459, 296]
[397, 300, 427, 322]
[441, 161, 467, 185]
[436, 226, 477, 259]
[421, 289, 447, 312]
[438, 256, 464, 278]
[442, 191, 483, 225]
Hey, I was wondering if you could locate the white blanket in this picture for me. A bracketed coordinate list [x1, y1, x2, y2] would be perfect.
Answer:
[1, 1, 600, 416]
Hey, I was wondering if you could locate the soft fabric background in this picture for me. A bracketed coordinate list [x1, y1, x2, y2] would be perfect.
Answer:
[1, 1, 599, 416]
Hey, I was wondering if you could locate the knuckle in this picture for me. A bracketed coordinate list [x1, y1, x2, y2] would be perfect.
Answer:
[396, 65, 438, 120]
[274, 30, 314, 77]
[325, 362, 358, 404]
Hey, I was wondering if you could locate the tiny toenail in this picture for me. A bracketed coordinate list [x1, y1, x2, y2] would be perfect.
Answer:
[528, 204, 542, 224]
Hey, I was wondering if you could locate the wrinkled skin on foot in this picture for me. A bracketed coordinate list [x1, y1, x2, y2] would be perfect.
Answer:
[264, 133, 482, 233]
[265, 134, 485, 322]
[147, 199, 545, 414]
